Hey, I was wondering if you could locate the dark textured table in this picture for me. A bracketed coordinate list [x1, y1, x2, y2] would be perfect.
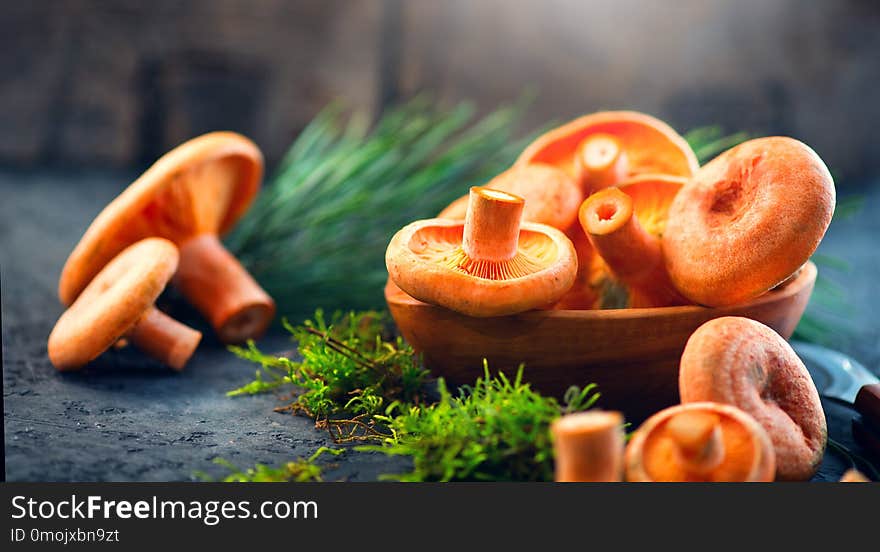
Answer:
[2, 169, 879, 481]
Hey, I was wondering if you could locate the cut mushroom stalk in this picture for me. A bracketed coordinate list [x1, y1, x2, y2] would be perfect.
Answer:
[128, 307, 203, 371]
[579, 186, 684, 307]
[552, 411, 625, 482]
[49, 238, 202, 372]
[576, 133, 628, 192]
[462, 188, 525, 262]
[665, 411, 724, 474]
[176, 234, 276, 344]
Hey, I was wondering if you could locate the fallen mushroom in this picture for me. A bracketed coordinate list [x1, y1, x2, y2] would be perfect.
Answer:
[385, 186, 577, 317]
[516, 111, 699, 194]
[58, 132, 275, 343]
[577, 175, 688, 308]
[552, 410, 625, 482]
[679, 317, 827, 481]
[438, 163, 582, 230]
[48, 238, 202, 371]
[625, 402, 776, 482]
[663, 136, 836, 307]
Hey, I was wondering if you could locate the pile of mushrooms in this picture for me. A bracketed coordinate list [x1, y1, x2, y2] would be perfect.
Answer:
[49, 132, 275, 372]
[386, 111, 835, 316]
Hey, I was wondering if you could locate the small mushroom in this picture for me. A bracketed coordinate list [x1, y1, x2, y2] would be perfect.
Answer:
[437, 163, 582, 230]
[58, 132, 275, 343]
[577, 175, 688, 308]
[516, 111, 699, 194]
[839, 469, 870, 482]
[625, 402, 776, 482]
[663, 137, 836, 307]
[49, 238, 202, 371]
[552, 410, 625, 482]
[679, 317, 827, 481]
[386, 186, 577, 317]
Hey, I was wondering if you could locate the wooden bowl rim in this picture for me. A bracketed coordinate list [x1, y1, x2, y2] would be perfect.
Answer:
[386, 261, 817, 320]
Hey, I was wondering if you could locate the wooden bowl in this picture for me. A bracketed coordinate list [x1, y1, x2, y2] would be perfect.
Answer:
[386, 261, 816, 422]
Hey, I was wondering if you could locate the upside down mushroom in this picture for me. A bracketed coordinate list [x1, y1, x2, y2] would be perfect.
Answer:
[663, 136, 836, 307]
[49, 238, 202, 371]
[552, 411, 625, 482]
[679, 317, 827, 481]
[625, 402, 776, 482]
[386, 186, 577, 317]
[516, 111, 699, 194]
[578, 175, 688, 308]
[58, 132, 275, 343]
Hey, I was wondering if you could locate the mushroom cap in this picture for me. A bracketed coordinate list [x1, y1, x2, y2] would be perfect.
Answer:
[49, 238, 180, 370]
[385, 219, 577, 317]
[625, 402, 776, 482]
[678, 316, 827, 480]
[59, 132, 263, 305]
[663, 137, 835, 307]
[437, 163, 582, 230]
[515, 111, 698, 183]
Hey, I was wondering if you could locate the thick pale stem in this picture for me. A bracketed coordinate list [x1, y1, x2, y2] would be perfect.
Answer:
[128, 307, 202, 371]
[577, 133, 628, 193]
[462, 187, 524, 262]
[666, 411, 724, 474]
[552, 411, 625, 482]
[175, 234, 276, 344]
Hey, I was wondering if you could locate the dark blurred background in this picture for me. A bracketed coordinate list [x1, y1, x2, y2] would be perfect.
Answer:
[2, 0, 879, 185]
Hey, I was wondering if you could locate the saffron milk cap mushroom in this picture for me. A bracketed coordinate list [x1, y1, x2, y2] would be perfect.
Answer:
[386, 186, 577, 317]
[49, 238, 202, 371]
[663, 137, 835, 307]
[58, 132, 275, 343]
[625, 402, 776, 482]
[516, 111, 699, 194]
[552, 410, 625, 482]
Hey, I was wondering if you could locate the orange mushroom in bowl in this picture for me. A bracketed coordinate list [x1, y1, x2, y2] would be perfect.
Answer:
[663, 136, 835, 307]
[49, 238, 202, 371]
[516, 111, 699, 194]
[386, 186, 577, 317]
[576, 174, 689, 308]
[625, 402, 776, 482]
[58, 132, 275, 343]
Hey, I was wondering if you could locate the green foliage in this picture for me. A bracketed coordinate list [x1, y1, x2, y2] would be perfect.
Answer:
[227, 97, 533, 318]
[360, 364, 600, 482]
[227, 310, 430, 438]
[200, 447, 343, 482]
[683, 125, 749, 164]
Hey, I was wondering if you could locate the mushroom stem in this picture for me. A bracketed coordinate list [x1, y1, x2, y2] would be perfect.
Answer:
[666, 411, 725, 474]
[175, 234, 276, 344]
[462, 187, 525, 262]
[579, 188, 684, 307]
[552, 411, 625, 482]
[577, 134, 628, 193]
[128, 307, 203, 371]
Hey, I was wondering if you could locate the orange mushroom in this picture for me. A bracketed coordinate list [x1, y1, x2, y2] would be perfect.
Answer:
[49, 238, 202, 371]
[516, 111, 699, 194]
[679, 317, 827, 481]
[839, 469, 870, 483]
[577, 174, 688, 308]
[625, 402, 776, 482]
[663, 137, 836, 307]
[552, 411, 625, 482]
[385, 186, 577, 317]
[58, 132, 275, 343]
[437, 163, 582, 230]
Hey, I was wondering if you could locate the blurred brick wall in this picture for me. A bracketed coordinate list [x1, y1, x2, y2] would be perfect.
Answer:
[1, 0, 878, 182]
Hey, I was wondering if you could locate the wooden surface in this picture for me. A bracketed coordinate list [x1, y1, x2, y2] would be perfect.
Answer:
[1, 170, 878, 481]
[387, 263, 815, 422]
[2, 1, 879, 184]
